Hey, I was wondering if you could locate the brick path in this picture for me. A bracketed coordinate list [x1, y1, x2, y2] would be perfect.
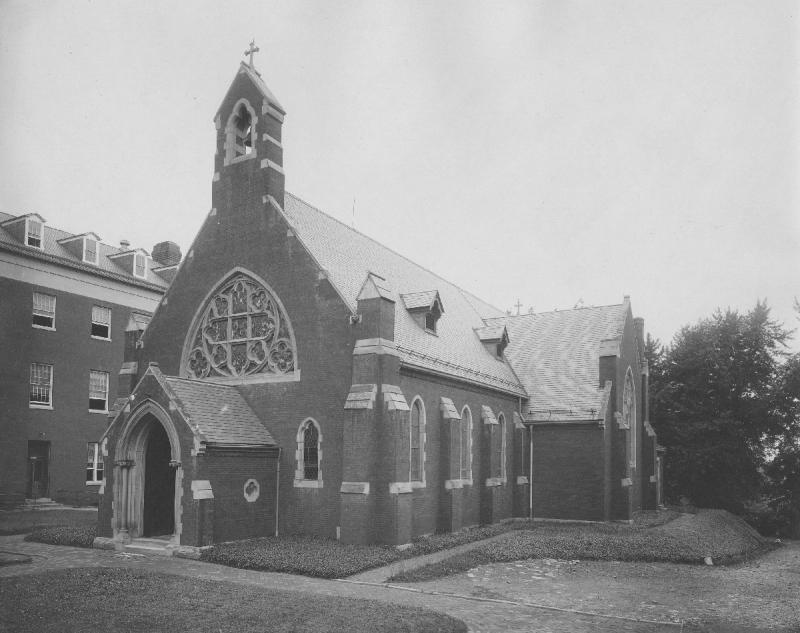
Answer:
[0, 534, 680, 632]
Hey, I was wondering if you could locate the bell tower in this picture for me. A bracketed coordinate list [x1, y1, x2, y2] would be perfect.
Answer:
[212, 41, 286, 223]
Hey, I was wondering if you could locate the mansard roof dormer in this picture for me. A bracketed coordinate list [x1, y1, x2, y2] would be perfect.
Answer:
[57, 232, 102, 265]
[0, 213, 47, 249]
[401, 290, 444, 334]
[475, 324, 510, 359]
[109, 247, 150, 280]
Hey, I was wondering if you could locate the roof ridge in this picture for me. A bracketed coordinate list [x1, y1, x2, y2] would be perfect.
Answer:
[486, 303, 626, 322]
[285, 192, 502, 318]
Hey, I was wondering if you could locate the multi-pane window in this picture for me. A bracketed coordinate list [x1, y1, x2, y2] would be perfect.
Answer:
[89, 371, 109, 412]
[86, 443, 104, 483]
[302, 422, 319, 480]
[460, 406, 472, 480]
[30, 363, 53, 407]
[83, 238, 98, 264]
[410, 398, 424, 481]
[32, 292, 56, 329]
[134, 253, 146, 278]
[26, 219, 43, 248]
[493, 413, 507, 479]
[91, 306, 111, 339]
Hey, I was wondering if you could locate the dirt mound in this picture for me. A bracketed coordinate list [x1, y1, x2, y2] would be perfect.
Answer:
[654, 509, 772, 564]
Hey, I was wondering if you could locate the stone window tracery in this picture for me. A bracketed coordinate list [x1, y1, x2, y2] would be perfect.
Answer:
[187, 273, 295, 380]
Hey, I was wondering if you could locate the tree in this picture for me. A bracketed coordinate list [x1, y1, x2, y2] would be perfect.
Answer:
[650, 301, 790, 512]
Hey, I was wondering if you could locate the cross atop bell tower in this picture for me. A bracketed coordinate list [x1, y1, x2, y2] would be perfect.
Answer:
[244, 39, 260, 69]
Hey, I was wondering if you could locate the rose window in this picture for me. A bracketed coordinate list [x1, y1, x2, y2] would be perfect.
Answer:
[187, 274, 295, 379]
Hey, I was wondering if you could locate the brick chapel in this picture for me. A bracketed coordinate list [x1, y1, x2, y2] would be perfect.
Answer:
[95, 54, 660, 552]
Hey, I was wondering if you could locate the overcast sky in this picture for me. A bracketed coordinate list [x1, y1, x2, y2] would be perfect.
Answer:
[1, 1, 798, 350]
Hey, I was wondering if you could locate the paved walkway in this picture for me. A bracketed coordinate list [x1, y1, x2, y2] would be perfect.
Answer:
[0, 534, 680, 633]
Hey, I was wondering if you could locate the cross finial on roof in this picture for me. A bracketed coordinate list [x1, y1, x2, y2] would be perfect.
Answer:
[514, 299, 523, 316]
[244, 39, 260, 69]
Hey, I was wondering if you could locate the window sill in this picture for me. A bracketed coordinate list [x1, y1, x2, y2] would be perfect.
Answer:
[410, 480, 426, 489]
[89, 409, 109, 415]
[225, 151, 259, 167]
[32, 324, 56, 331]
[90, 336, 112, 342]
[516, 476, 529, 485]
[294, 479, 323, 489]
[29, 403, 53, 410]
[484, 477, 507, 488]
[85, 481, 103, 487]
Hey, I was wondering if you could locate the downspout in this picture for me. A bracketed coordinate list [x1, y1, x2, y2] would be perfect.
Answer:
[274, 447, 281, 537]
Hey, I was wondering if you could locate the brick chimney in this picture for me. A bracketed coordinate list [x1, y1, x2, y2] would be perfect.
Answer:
[151, 241, 182, 266]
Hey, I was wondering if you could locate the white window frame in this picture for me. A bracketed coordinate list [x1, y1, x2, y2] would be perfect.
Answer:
[25, 218, 43, 249]
[496, 412, 507, 482]
[133, 253, 147, 279]
[30, 363, 53, 408]
[409, 396, 426, 487]
[83, 237, 99, 264]
[224, 98, 258, 165]
[88, 370, 109, 413]
[294, 418, 322, 488]
[86, 442, 104, 485]
[90, 305, 112, 340]
[32, 292, 56, 330]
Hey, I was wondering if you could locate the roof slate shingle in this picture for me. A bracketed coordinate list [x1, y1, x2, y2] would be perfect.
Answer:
[281, 193, 525, 396]
[487, 304, 629, 420]
[164, 377, 275, 447]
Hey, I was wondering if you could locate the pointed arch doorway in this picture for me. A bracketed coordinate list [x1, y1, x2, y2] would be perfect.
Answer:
[143, 422, 175, 537]
[114, 401, 183, 544]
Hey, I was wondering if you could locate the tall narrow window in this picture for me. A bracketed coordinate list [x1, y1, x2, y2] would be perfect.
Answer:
[83, 238, 98, 264]
[493, 413, 507, 479]
[134, 253, 146, 278]
[623, 368, 636, 468]
[295, 418, 322, 487]
[303, 423, 319, 480]
[460, 406, 472, 481]
[89, 371, 109, 412]
[231, 103, 254, 160]
[26, 219, 43, 248]
[32, 292, 56, 329]
[86, 443, 104, 484]
[30, 363, 53, 407]
[409, 398, 425, 482]
[91, 306, 111, 339]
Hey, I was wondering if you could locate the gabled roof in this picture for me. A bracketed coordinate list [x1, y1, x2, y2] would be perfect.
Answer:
[280, 193, 525, 396]
[0, 211, 169, 290]
[401, 290, 443, 313]
[163, 376, 275, 448]
[216, 62, 285, 117]
[487, 303, 629, 421]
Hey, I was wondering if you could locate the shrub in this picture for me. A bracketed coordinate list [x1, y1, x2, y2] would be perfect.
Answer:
[25, 526, 96, 548]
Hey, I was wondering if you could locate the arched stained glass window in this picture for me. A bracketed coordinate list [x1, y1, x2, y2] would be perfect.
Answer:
[410, 398, 425, 482]
[186, 273, 295, 380]
[303, 422, 319, 480]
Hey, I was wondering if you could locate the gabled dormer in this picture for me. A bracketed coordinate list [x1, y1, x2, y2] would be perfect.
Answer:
[109, 248, 150, 280]
[475, 324, 509, 359]
[57, 232, 102, 265]
[0, 213, 47, 249]
[401, 290, 444, 334]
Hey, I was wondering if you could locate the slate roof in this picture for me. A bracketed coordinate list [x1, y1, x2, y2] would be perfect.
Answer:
[487, 303, 629, 421]
[164, 377, 276, 447]
[216, 62, 285, 116]
[281, 193, 526, 396]
[0, 211, 169, 290]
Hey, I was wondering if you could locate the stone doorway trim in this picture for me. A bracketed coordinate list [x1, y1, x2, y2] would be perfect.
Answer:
[113, 399, 183, 548]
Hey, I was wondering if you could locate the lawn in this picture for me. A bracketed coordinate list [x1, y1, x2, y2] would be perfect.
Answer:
[0, 567, 466, 633]
[0, 508, 97, 536]
[390, 509, 775, 582]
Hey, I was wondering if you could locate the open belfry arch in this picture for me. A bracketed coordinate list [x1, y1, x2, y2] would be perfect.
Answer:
[95, 44, 659, 553]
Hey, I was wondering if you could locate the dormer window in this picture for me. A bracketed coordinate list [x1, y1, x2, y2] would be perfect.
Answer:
[83, 238, 98, 264]
[401, 290, 444, 335]
[134, 253, 147, 278]
[475, 325, 510, 359]
[26, 219, 43, 248]
[225, 99, 257, 164]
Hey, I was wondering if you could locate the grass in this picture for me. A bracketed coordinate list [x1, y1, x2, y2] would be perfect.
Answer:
[0, 508, 97, 535]
[0, 567, 467, 633]
[24, 525, 97, 548]
[389, 509, 775, 582]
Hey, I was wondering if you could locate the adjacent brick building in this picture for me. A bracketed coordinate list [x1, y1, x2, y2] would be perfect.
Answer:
[0, 212, 177, 506]
[96, 58, 660, 551]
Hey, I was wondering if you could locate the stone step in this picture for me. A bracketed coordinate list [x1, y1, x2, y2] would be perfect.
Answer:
[125, 539, 174, 556]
